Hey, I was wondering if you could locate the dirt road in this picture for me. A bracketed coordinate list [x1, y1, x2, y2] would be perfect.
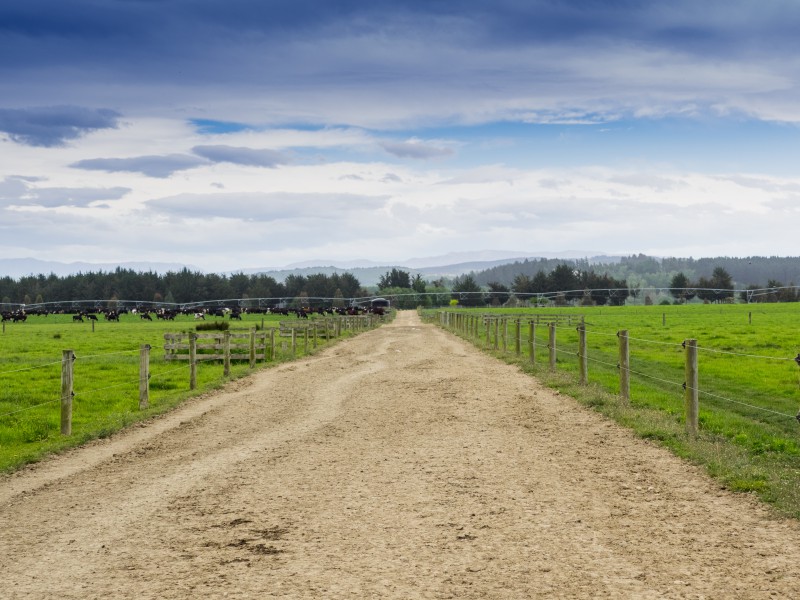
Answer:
[2, 311, 800, 598]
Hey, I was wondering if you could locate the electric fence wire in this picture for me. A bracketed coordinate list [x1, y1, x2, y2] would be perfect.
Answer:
[74, 349, 141, 361]
[582, 328, 684, 348]
[0, 398, 60, 419]
[149, 362, 193, 379]
[694, 345, 797, 361]
[688, 385, 797, 420]
[0, 359, 62, 376]
[73, 379, 138, 399]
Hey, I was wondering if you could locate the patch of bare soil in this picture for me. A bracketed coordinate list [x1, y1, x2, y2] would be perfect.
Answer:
[2, 311, 800, 599]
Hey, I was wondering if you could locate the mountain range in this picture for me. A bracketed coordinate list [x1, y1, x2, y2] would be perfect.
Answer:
[0, 251, 611, 287]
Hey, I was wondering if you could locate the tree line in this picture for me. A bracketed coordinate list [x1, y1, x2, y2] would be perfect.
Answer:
[470, 254, 800, 291]
[451, 264, 629, 306]
[3, 260, 797, 309]
[0, 268, 368, 307]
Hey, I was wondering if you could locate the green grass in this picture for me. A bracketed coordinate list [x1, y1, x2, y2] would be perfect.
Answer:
[426, 303, 800, 519]
[0, 311, 384, 472]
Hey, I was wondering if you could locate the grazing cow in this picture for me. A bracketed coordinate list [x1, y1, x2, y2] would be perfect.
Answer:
[139, 312, 153, 321]
[72, 314, 83, 322]
[86, 314, 98, 321]
[194, 312, 205, 320]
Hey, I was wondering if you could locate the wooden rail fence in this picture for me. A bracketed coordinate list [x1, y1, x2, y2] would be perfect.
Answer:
[54, 314, 387, 436]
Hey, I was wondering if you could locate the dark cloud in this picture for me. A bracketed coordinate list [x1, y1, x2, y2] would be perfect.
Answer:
[380, 140, 454, 160]
[0, 106, 120, 147]
[70, 154, 208, 178]
[0, 1, 797, 129]
[192, 145, 289, 168]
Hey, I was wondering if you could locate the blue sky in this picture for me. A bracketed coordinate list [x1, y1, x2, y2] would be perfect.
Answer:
[1, 0, 799, 272]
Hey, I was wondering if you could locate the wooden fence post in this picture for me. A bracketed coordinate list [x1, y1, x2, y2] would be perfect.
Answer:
[270, 327, 276, 361]
[291, 327, 297, 357]
[249, 328, 256, 368]
[494, 318, 500, 351]
[618, 330, 629, 403]
[485, 318, 490, 349]
[61, 349, 74, 435]
[223, 331, 231, 376]
[529, 321, 536, 365]
[139, 344, 150, 409]
[189, 333, 197, 390]
[684, 338, 699, 436]
[578, 323, 588, 385]
[303, 326, 309, 354]
[515, 319, 521, 356]
[548, 322, 557, 371]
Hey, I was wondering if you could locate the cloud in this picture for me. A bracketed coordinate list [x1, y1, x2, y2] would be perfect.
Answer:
[70, 154, 208, 178]
[147, 192, 390, 221]
[0, 176, 129, 208]
[191, 145, 290, 168]
[380, 139, 455, 159]
[0, 106, 120, 147]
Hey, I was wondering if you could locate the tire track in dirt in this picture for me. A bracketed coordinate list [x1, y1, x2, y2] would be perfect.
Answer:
[2, 311, 800, 599]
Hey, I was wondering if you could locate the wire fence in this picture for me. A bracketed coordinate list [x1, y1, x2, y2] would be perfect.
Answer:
[432, 310, 800, 429]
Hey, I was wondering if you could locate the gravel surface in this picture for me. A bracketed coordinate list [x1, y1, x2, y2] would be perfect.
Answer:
[2, 310, 800, 599]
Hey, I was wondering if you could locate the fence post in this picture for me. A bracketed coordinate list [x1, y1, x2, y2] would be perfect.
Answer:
[249, 328, 256, 368]
[270, 327, 276, 361]
[494, 318, 500, 351]
[223, 331, 231, 376]
[139, 344, 150, 409]
[485, 318, 490, 349]
[529, 321, 535, 365]
[189, 333, 197, 390]
[303, 326, 309, 354]
[515, 319, 521, 356]
[61, 349, 74, 435]
[578, 323, 588, 385]
[618, 330, 629, 403]
[291, 327, 297, 357]
[684, 338, 699, 436]
[548, 322, 557, 371]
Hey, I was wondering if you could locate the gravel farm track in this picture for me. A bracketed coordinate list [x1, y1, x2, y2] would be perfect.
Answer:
[3, 311, 800, 599]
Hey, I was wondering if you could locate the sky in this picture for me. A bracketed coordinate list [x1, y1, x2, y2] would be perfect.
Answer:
[2, 0, 800, 273]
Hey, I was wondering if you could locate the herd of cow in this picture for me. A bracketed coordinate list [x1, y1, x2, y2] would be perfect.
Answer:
[1, 304, 386, 324]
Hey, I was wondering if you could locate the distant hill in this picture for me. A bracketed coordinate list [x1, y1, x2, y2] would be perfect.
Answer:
[0, 258, 195, 279]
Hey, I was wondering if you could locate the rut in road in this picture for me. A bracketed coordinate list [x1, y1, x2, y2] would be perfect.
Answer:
[2, 310, 800, 599]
